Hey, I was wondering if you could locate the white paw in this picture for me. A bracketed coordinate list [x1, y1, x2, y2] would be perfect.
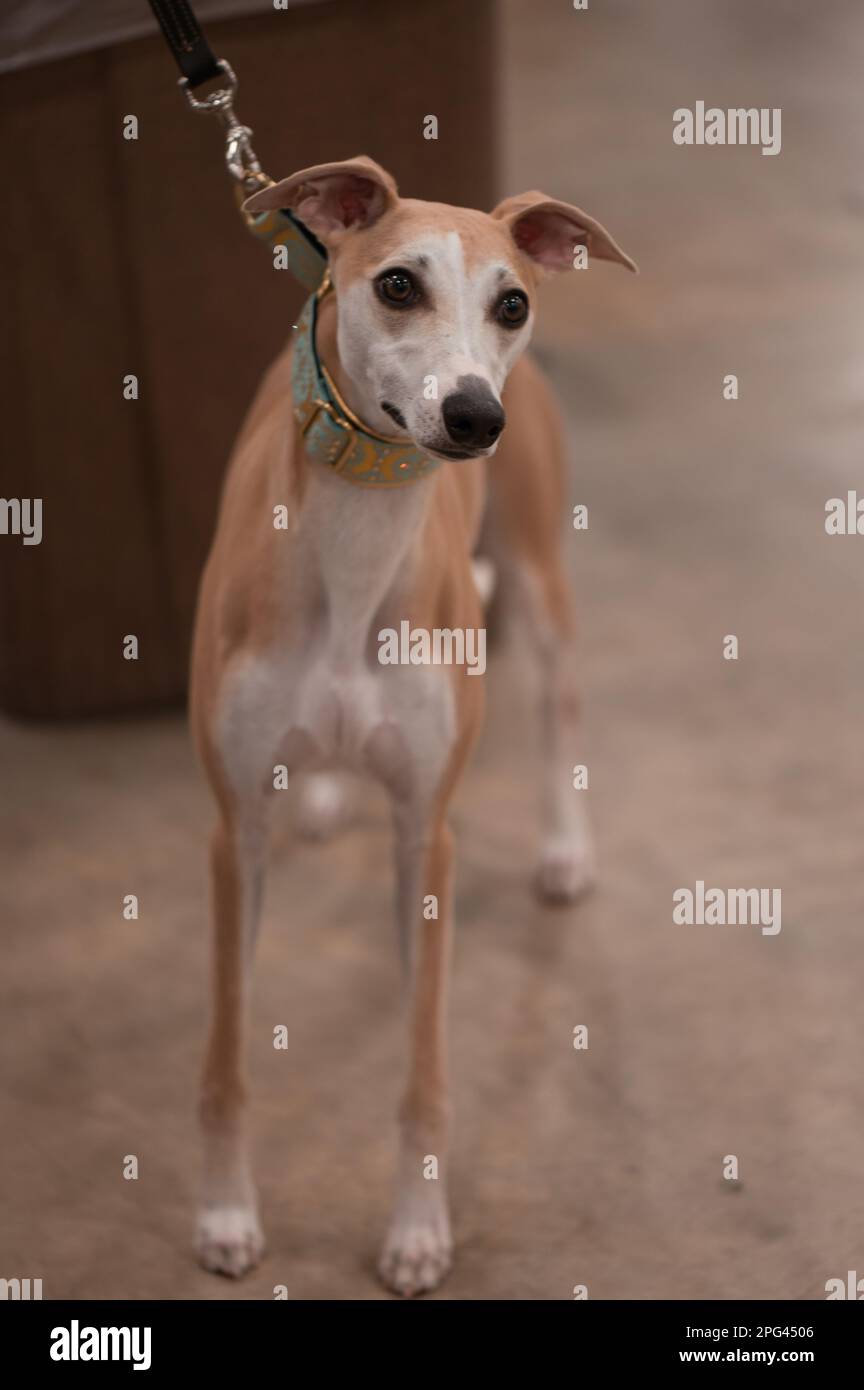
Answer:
[293, 772, 352, 842]
[378, 1215, 453, 1298]
[533, 838, 596, 906]
[196, 1205, 264, 1279]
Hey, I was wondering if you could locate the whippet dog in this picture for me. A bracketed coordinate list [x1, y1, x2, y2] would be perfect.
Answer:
[190, 156, 634, 1296]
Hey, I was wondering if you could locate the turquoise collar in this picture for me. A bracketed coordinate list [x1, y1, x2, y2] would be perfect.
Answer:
[290, 273, 441, 488]
[242, 197, 439, 486]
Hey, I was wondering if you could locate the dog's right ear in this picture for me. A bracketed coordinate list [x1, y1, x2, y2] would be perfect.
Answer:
[491, 190, 637, 275]
[243, 156, 398, 244]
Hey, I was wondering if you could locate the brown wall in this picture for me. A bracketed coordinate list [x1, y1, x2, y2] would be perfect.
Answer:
[0, 0, 499, 718]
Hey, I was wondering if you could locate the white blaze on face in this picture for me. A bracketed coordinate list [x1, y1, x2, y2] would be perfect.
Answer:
[335, 231, 532, 455]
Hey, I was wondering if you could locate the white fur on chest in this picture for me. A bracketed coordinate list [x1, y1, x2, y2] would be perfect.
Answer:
[217, 468, 457, 808]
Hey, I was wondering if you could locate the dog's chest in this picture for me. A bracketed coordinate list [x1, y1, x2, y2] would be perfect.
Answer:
[217, 472, 457, 801]
[283, 639, 454, 788]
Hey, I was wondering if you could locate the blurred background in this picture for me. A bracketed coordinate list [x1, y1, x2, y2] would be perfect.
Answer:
[1, 0, 863, 1298]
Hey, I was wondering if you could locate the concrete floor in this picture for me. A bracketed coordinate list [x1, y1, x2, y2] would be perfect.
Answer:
[3, 0, 864, 1298]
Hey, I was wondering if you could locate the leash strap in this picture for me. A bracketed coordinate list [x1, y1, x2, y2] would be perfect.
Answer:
[146, 0, 328, 287]
[240, 196, 329, 293]
[147, 0, 433, 486]
[147, 0, 223, 89]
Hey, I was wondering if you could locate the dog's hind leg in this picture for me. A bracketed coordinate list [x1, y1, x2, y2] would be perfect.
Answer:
[491, 355, 596, 904]
[515, 560, 596, 904]
[196, 796, 269, 1277]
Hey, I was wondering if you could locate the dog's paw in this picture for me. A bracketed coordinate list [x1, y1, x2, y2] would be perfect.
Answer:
[378, 1218, 453, 1298]
[293, 772, 353, 842]
[533, 839, 596, 906]
[196, 1205, 264, 1279]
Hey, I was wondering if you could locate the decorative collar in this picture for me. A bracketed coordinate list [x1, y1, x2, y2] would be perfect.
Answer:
[290, 272, 441, 488]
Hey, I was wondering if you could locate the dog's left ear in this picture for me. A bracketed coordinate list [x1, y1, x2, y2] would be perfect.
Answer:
[491, 191, 637, 274]
[243, 155, 398, 243]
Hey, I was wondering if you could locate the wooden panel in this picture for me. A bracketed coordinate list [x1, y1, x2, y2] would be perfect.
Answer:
[0, 49, 182, 716]
[0, 0, 499, 717]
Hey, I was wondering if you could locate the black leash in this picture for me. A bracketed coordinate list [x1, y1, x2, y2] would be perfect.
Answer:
[144, 0, 329, 287]
[147, 0, 223, 89]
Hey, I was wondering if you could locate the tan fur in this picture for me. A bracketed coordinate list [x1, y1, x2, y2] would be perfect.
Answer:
[190, 158, 633, 1295]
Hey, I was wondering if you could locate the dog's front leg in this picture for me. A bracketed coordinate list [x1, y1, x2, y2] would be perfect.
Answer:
[196, 810, 267, 1277]
[379, 809, 455, 1298]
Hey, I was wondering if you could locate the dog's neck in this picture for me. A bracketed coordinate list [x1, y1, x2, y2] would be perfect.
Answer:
[294, 290, 437, 655]
[297, 453, 435, 670]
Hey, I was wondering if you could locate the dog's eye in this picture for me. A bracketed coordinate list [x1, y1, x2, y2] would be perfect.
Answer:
[496, 290, 529, 328]
[376, 269, 419, 307]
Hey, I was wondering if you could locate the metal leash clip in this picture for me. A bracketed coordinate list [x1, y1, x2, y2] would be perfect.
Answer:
[179, 59, 269, 194]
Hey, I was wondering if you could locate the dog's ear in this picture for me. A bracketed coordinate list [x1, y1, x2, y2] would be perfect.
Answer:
[243, 156, 398, 242]
[491, 191, 637, 274]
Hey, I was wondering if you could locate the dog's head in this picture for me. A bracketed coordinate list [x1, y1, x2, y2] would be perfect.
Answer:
[245, 156, 635, 462]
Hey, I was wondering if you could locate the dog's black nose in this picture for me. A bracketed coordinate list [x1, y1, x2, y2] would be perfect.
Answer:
[442, 379, 505, 450]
